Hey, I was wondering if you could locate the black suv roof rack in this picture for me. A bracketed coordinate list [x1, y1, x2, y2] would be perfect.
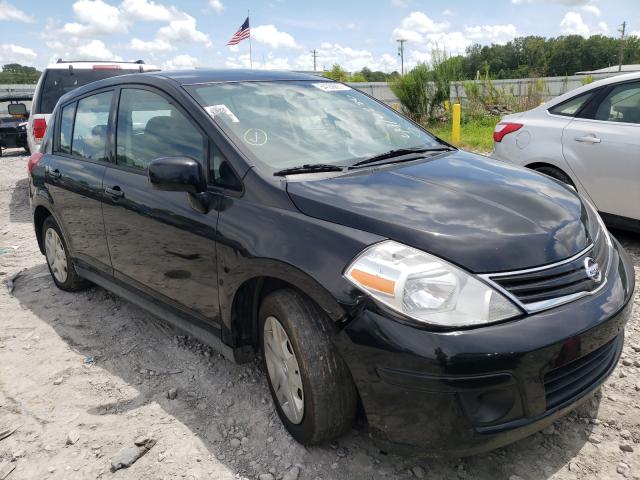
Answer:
[56, 59, 145, 64]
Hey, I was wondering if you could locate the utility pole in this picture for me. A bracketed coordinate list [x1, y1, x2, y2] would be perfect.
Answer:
[618, 21, 626, 72]
[311, 49, 318, 71]
[397, 39, 406, 75]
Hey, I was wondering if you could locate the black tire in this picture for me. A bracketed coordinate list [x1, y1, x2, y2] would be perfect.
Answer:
[259, 289, 358, 445]
[24, 146, 31, 155]
[42, 216, 90, 291]
[533, 166, 575, 188]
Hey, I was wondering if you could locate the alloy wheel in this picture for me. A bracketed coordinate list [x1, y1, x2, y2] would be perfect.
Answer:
[45, 227, 68, 283]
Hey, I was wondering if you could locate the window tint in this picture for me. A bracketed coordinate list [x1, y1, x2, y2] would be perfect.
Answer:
[116, 88, 205, 171]
[210, 147, 242, 191]
[548, 91, 594, 117]
[71, 91, 112, 161]
[594, 82, 640, 124]
[38, 69, 139, 114]
[59, 102, 75, 154]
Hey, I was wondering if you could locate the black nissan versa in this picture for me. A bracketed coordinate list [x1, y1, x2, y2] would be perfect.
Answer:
[28, 70, 634, 457]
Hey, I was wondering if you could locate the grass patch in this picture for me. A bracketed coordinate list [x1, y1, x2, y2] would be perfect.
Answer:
[426, 115, 500, 153]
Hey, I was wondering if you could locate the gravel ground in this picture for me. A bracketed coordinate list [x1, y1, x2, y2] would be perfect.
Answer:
[0, 149, 639, 480]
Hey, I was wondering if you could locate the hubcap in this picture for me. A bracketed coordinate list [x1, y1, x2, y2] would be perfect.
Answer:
[263, 316, 304, 424]
[45, 228, 68, 283]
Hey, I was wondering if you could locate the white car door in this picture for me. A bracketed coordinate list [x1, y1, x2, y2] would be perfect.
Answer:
[561, 80, 640, 221]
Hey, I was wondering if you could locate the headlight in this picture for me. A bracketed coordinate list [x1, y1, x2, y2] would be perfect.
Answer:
[345, 241, 521, 327]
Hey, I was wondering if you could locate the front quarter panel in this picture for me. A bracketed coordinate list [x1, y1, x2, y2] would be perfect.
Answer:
[216, 169, 383, 345]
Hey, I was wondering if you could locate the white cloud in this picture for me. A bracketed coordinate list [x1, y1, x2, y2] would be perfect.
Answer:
[512, 0, 590, 4]
[560, 11, 590, 36]
[397, 11, 449, 34]
[581, 5, 600, 16]
[252, 25, 298, 49]
[120, 0, 174, 21]
[390, 0, 411, 7]
[0, 44, 37, 63]
[163, 54, 200, 70]
[597, 21, 608, 34]
[157, 13, 211, 46]
[127, 37, 174, 52]
[209, 0, 224, 12]
[465, 24, 518, 44]
[442, 9, 454, 16]
[62, 0, 127, 36]
[0, 1, 34, 22]
[76, 39, 121, 60]
[631, 31, 640, 38]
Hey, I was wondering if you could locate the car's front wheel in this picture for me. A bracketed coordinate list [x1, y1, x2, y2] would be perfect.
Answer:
[259, 289, 357, 445]
[42, 216, 90, 291]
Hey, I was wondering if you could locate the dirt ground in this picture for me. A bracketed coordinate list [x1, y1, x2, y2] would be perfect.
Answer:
[0, 148, 639, 480]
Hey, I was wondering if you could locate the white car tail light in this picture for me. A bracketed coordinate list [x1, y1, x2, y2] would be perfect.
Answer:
[493, 122, 523, 142]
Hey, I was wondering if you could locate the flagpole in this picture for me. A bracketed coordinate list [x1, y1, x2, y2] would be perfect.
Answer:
[248, 9, 253, 69]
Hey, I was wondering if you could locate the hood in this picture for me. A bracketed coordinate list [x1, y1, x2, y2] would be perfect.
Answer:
[287, 151, 596, 273]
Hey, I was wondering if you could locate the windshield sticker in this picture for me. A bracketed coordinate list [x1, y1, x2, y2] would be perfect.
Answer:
[204, 104, 240, 123]
[243, 128, 268, 146]
[312, 83, 352, 92]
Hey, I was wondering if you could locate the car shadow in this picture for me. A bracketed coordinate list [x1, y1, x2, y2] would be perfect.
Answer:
[11, 263, 598, 479]
[9, 177, 31, 223]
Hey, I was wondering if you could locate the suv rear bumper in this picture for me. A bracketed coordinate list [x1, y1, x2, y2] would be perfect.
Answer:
[336, 238, 634, 457]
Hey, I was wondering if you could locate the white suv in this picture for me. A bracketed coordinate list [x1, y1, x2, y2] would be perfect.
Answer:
[492, 72, 640, 232]
[27, 60, 159, 154]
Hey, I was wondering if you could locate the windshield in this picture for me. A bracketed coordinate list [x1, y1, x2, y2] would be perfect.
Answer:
[39, 69, 140, 113]
[185, 81, 442, 172]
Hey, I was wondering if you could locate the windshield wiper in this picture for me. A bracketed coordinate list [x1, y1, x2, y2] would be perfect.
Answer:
[351, 146, 455, 168]
[273, 164, 346, 177]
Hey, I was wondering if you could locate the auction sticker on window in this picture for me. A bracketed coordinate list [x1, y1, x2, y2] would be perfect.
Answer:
[204, 104, 240, 123]
[312, 83, 352, 92]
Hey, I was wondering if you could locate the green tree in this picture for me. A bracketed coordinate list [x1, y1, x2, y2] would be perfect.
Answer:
[0, 63, 41, 84]
[323, 64, 350, 82]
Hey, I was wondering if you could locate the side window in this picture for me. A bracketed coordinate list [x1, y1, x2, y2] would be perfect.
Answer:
[116, 88, 205, 171]
[58, 102, 75, 154]
[71, 91, 112, 161]
[594, 82, 640, 124]
[548, 91, 595, 117]
[210, 146, 242, 191]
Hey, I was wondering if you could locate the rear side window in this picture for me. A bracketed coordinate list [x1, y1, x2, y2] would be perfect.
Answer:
[116, 88, 205, 171]
[71, 91, 113, 161]
[38, 69, 139, 114]
[59, 103, 76, 154]
[594, 81, 640, 124]
[548, 91, 595, 117]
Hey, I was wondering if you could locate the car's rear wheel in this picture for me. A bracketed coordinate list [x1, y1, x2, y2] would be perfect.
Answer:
[259, 289, 357, 444]
[42, 216, 90, 291]
[533, 165, 575, 188]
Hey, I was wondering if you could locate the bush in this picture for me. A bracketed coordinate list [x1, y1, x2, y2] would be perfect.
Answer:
[390, 64, 435, 123]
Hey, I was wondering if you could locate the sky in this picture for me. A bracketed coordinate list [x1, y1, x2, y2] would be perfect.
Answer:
[0, 0, 638, 72]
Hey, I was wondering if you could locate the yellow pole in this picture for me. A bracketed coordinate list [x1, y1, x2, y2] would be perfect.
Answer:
[451, 103, 461, 145]
[444, 100, 450, 112]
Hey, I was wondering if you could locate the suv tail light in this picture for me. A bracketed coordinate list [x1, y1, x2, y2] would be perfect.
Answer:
[493, 122, 523, 143]
[28, 152, 44, 174]
[33, 118, 47, 141]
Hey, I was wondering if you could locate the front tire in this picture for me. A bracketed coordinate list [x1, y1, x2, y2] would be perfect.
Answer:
[42, 216, 90, 291]
[260, 289, 357, 445]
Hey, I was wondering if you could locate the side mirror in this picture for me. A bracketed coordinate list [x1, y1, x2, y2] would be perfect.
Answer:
[8, 103, 28, 116]
[148, 156, 207, 194]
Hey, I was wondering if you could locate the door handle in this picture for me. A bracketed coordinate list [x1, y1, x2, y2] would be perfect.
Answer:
[105, 186, 124, 199]
[575, 135, 601, 144]
[46, 167, 62, 179]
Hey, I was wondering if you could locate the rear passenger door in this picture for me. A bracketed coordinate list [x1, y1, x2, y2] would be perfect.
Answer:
[562, 80, 640, 220]
[101, 87, 221, 325]
[45, 89, 113, 274]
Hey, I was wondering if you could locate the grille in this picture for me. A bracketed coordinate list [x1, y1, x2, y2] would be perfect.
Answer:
[544, 336, 620, 409]
[486, 232, 609, 311]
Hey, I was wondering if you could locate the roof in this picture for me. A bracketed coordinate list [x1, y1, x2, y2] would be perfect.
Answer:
[45, 60, 159, 71]
[155, 69, 328, 85]
[576, 64, 640, 75]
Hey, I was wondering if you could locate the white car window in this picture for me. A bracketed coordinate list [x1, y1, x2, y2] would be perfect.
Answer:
[594, 82, 640, 124]
[548, 91, 595, 117]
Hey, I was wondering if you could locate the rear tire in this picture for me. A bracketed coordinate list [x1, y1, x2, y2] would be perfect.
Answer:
[42, 216, 90, 291]
[259, 289, 357, 445]
[533, 165, 575, 188]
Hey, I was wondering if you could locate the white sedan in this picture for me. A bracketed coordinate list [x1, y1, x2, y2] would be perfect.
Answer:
[491, 72, 640, 232]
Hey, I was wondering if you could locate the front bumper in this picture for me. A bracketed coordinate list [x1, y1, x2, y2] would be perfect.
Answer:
[336, 238, 635, 457]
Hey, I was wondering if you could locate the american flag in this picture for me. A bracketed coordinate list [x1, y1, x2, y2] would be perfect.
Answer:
[227, 17, 250, 46]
